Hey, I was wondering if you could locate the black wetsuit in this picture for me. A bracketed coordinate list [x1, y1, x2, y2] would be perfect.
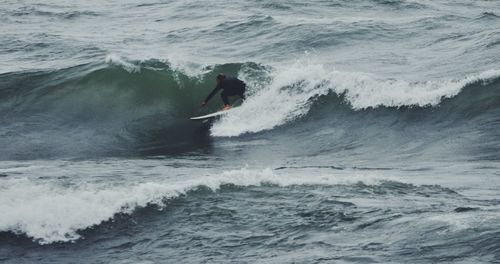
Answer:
[204, 77, 246, 105]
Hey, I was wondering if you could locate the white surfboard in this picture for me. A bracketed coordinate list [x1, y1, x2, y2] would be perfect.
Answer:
[190, 107, 236, 121]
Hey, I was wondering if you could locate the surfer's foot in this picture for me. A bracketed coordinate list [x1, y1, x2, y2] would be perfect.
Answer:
[222, 104, 231, 110]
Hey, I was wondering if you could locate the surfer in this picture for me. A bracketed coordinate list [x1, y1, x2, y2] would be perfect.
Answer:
[201, 73, 246, 110]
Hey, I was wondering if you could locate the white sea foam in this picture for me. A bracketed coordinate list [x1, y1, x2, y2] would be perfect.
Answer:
[0, 167, 393, 244]
[0, 178, 178, 244]
[104, 52, 215, 78]
[426, 210, 500, 231]
[212, 63, 332, 136]
[211, 61, 500, 137]
[105, 54, 141, 73]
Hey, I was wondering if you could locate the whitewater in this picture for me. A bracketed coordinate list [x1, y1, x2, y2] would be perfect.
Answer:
[1, 0, 499, 263]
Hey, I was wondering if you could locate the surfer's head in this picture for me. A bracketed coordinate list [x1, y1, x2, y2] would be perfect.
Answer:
[216, 73, 226, 83]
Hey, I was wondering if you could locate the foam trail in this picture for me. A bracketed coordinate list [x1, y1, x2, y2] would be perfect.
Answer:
[0, 167, 395, 244]
[212, 61, 500, 137]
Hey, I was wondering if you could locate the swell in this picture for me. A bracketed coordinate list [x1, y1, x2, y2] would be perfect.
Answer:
[4, 5, 99, 20]
[0, 58, 499, 159]
[0, 59, 263, 159]
[0, 166, 463, 245]
[0, 167, 359, 244]
[1, 167, 499, 251]
[298, 78, 500, 161]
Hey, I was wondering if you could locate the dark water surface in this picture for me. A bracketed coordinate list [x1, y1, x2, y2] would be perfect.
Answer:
[1, 0, 500, 263]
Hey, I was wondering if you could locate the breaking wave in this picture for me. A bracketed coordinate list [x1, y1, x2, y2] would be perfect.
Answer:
[0, 167, 397, 244]
[0, 56, 499, 158]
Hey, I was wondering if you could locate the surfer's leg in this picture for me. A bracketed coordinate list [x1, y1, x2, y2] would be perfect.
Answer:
[220, 90, 230, 105]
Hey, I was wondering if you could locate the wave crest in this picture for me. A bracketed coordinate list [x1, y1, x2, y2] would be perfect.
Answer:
[0, 57, 498, 156]
[0, 166, 399, 244]
[212, 61, 500, 136]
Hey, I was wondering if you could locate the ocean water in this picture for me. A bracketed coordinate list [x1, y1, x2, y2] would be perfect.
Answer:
[1, 0, 500, 263]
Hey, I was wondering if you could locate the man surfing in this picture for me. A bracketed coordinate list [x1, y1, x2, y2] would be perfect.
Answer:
[201, 73, 246, 110]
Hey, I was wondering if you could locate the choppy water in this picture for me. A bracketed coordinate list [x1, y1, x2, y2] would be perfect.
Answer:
[1, 0, 500, 263]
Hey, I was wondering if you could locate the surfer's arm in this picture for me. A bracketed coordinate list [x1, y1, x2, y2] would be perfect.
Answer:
[203, 85, 222, 104]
